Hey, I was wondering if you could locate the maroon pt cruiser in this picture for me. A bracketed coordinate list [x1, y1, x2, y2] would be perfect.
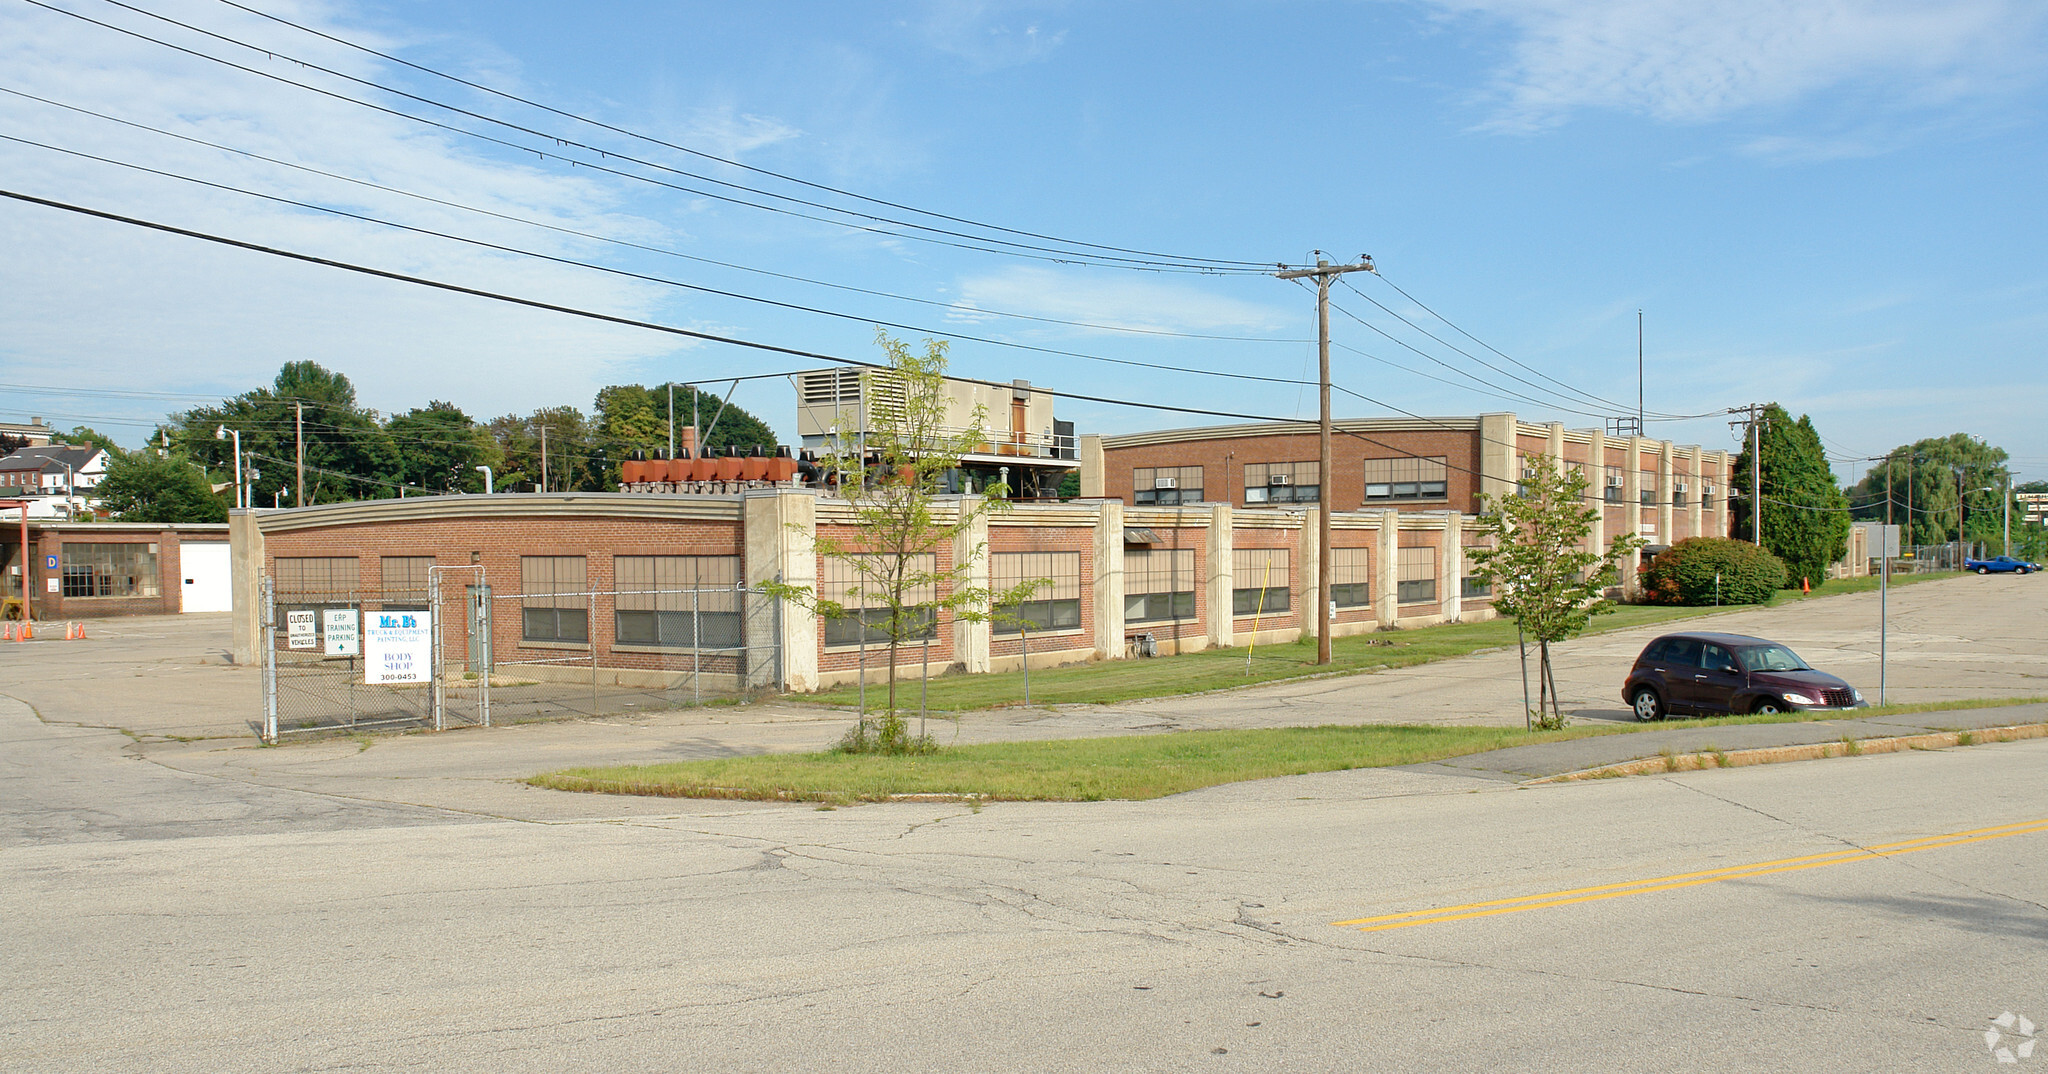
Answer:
[1624, 631, 1867, 721]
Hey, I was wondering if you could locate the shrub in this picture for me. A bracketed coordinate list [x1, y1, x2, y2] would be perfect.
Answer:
[1640, 538, 1788, 605]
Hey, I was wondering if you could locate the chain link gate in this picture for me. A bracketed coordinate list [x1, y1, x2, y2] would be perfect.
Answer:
[262, 574, 782, 741]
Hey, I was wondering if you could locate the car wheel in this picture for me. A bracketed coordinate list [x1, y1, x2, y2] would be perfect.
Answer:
[1631, 687, 1664, 722]
[1978, 566, 1991, 574]
[1755, 699, 1785, 715]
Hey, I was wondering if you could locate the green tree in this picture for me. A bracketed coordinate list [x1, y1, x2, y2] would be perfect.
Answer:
[171, 361, 400, 505]
[762, 335, 1040, 753]
[54, 425, 122, 455]
[1468, 461, 1643, 730]
[1849, 434, 2012, 556]
[95, 450, 229, 523]
[1730, 405, 1850, 588]
[388, 402, 499, 494]
[483, 407, 599, 491]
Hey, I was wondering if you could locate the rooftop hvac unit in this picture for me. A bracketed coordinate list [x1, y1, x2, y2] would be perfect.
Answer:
[1269, 473, 1292, 485]
[1153, 476, 1178, 490]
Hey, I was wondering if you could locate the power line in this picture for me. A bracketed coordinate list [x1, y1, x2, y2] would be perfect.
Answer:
[2, 132, 1318, 390]
[0, 85, 1309, 344]
[209, 0, 1274, 273]
[36, 0, 1271, 274]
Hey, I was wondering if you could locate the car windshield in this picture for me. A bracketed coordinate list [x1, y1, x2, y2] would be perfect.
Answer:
[1738, 644, 1810, 672]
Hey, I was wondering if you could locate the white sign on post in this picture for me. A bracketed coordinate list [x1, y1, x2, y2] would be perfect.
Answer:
[322, 608, 360, 656]
[287, 609, 318, 650]
[1875, 524, 1902, 558]
[364, 611, 432, 684]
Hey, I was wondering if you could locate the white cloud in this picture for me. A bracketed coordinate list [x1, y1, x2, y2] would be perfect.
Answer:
[0, 0, 720, 439]
[1416, 0, 2048, 131]
[914, 0, 1069, 70]
[952, 266, 1292, 336]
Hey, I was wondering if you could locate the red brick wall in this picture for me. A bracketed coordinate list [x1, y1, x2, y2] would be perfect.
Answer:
[1231, 526, 1301, 629]
[814, 522, 959, 673]
[40, 531, 185, 618]
[988, 523, 1094, 659]
[1105, 428, 1484, 513]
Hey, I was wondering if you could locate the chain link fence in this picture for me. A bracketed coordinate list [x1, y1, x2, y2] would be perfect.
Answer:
[262, 573, 783, 742]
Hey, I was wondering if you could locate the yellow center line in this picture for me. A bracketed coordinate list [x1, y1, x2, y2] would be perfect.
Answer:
[1333, 817, 2048, 933]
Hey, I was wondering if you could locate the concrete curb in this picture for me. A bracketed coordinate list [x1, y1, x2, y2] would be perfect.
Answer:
[1529, 722, 2048, 783]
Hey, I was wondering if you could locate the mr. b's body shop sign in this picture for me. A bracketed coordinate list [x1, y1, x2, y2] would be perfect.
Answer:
[364, 611, 432, 684]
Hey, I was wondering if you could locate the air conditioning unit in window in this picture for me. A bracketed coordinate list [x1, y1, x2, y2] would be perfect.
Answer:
[1522, 463, 1539, 478]
[1606, 474, 1625, 488]
[1153, 477, 1177, 490]
[1675, 481, 1689, 492]
[1269, 474, 1292, 485]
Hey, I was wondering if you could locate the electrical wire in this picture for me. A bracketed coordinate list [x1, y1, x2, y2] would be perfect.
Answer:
[34, 0, 1273, 273]
[0, 85, 1310, 344]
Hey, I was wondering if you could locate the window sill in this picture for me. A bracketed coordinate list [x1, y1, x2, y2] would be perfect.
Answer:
[611, 642, 736, 654]
[823, 640, 941, 653]
[993, 628, 1087, 640]
[518, 639, 591, 651]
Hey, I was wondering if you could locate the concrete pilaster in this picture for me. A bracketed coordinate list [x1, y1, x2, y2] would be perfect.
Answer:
[1623, 437, 1648, 598]
[1297, 506, 1320, 639]
[1477, 412, 1518, 505]
[1205, 503, 1233, 650]
[1657, 441, 1675, 549]
[1375, 509, 1399, 629]
[743, 489, 818, 692]
[1710, 450, 1731, 538]
[1586, 427, 1606, 557]
[951, 497, 990, 675]
[1091, 500, 1124, 660]
[228, 509, 264, 666]
[1546, 422, 1565, 469]
[1441, 511, 1462, 623]
[1686, 446, 1704, 541]
[1079, 434, 1105, 499]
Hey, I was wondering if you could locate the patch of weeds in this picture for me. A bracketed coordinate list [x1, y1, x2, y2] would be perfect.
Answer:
[1957, 730, 1976, 747]
[1841, 735, 1862, 756]
[1660, 747, 1680, 773]
[1709, 746, 1730, 768]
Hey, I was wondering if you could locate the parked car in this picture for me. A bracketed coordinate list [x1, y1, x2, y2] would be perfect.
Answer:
[1964, 555, 2041, 575]
[1623, 631, 1866, 721]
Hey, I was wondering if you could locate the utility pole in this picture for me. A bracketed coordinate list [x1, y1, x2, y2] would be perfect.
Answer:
[540, 423, 549, 492]
[667, 383, 675, 460]
[1728, 404, 1768, 547]
[1275, 254, 1375, 667]
[294, 401, 305, 507]
[1637, 309, 1644, 434]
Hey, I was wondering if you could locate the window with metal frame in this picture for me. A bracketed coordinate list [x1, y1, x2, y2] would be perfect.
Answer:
[614, 555, 742, 649]
[521, 556, 588, 644]
[1462, 537, 1495, 599]
[61, 543, 159, 598]
[992, 551, 1082, 634]
[271, 555, 354, 640]
[820, 553, 937, 646]
[380, 556, 433, 611]
[1124, 547, 1196, 623]
[1242, 461, 1320, 505]
[1331, 546, 1370, 608]
[1398, 545, 1437, 603]
[1362, 456, 1449, 501]
[1640, 471, 1658, 506]
[1131, 466, 1203, 506]
[1604, 466, 1625, 503]
[1232, 547, 1291, 615]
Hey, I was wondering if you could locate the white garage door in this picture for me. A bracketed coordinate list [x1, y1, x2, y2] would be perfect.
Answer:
[180, 542, 231, 613]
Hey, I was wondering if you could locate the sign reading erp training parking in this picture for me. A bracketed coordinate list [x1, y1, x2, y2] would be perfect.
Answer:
[363, 611, 432, 684]
[322, 608, 360, 656]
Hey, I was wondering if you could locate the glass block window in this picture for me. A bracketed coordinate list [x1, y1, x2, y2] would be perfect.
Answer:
[1398, 545, 1437, 604]
[1232, 547, 1291, 616]
[1124, 548, 1196, 623]
[1362, 456, 1449, 501]
[992, 551, 1082, 634]
[1331, 546, 1370, 608]
[61, 543, 159, 598]
[821, 553, 937, 646]
[1242, 461, 1319, 505]
[521, 556, 588, 644]
[1132, 466, 1203, 506]
[380, 556, 433, 611]
[615, 555, 742, 649]
[272, 556, 355, 597]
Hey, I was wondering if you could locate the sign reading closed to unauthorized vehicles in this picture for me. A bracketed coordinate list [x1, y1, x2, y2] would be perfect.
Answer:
[363, 611, 432, 684]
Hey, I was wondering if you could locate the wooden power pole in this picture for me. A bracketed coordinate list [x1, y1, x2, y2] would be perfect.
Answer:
[1275, 255, 1375, 666]
[294, 401, 305, 507]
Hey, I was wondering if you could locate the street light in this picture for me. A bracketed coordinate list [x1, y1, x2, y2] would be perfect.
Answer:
[213, 425, 242, 510]
[474, 465, 493, 495]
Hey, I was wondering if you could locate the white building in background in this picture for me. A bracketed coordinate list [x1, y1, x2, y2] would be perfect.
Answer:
[0, 444, 109, 520]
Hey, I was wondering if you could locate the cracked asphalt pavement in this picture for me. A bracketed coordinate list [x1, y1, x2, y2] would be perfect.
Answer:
[3, 576, 2046, 1071]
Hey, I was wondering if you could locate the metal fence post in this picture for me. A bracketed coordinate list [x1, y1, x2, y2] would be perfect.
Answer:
[261, 576, 277, 743]
[430, 576, 445, 732]
[478, 580, 492, 728]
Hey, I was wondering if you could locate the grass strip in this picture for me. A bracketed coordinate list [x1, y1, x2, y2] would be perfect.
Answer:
[795, 575, 1966, 713]
[529, 724, 1632, 802]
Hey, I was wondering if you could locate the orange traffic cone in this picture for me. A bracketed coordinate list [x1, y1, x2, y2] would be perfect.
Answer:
[73, 622, 86, 640]
[1, 623, 12, 641]
[17, 621, 30, 641]
[1802, 577, 1810, 595]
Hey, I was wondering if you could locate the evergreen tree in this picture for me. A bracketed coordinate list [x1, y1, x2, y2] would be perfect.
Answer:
[1730, 405, 1850, 588]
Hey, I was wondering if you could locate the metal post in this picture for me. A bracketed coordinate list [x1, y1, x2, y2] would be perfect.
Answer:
[1516, 623, 1531, 732]
[477, 580, 492, 728]
[920, 633, 930, 739]
[261, 576, 277, 742]
[1880, 542, 1889, 706]
[430, 577, 444, 731]
[693, 585, 702, 707]
[1021, 623, 1031, 708]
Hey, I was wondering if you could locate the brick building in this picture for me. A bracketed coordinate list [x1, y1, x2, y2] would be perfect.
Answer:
[228, 490, 1502, 691]
[2, 520, 230, 620]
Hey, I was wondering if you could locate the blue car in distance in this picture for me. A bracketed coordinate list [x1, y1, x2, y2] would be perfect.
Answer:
[1964, 556, 2041, 575]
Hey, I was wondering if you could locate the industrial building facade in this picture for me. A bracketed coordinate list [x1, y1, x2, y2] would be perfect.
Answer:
[229, 491, 1501, 691]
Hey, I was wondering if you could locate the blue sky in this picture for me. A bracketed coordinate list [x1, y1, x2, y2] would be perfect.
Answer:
[2, 0, 2044, 484]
